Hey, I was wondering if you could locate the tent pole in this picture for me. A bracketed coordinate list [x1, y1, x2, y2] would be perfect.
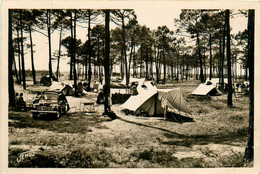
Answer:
[154, 93, 158, 116]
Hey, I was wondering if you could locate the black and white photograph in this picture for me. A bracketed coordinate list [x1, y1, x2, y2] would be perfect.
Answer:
[1, 1, 260, 173]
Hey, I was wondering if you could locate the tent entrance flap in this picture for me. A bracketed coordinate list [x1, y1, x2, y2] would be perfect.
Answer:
[138, 94, 164, 116]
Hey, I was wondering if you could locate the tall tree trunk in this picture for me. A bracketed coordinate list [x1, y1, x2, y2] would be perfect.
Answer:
[182, 53, 184, 81]
[179, 54, 182, 81]
[163, 47, 166, 83]
[186, 64, 188, 81]
[120, 46, 124, 79]
[171, 53, 174, 81]
[29, 29, 36, 84]
[47, 10, 53, 80]
[87, 10, 92, 91]
[56, 26, 63, 80]
[219, 38, 222, 84]
[70, 11, 73, 80]
[244, 9, 254, 161]
[16, 29, 22, 84]
[97, 36, 102, 83]
[155, 47, 160, 83]
[133, 44, 136, 78]
[150, 47, 153, 80]
[158, 51, 162, 80]
[104, 10, 111, 113]
[226, 10, 232, 106]
[235, 55, 237, 80]
[196, 32, 204, 83]
[140, 44, 143, 78]
[84, 41, 88, 80]
[128, 38, 134, 80]
[221, 24, 226, 89]
[203, 48, 207, 81]
[73, 10, 78, 96]
[12, 54, 19, 84]
[176, 48, 179, 83]
[209, 33, 212, 80]
[20, 10, 26, 90]
[145, 46, 149, 80]
[9, 10, 15, 107]
[245, 57, 249, 81]
[122, 17, 129, 86]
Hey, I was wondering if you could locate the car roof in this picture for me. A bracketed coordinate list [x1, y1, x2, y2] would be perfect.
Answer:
[43, 91, 62, 95]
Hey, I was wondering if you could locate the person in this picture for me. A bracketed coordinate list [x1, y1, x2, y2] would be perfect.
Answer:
[97, 91, 105, 104]
[78, 82, 84, 95]
[17, 93, 26, 111]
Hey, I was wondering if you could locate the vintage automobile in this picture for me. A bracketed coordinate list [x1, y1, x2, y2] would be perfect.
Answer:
[31, 91, 70, 119]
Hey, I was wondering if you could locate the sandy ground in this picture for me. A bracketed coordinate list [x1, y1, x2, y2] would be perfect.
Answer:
[8, 79, 250, 167]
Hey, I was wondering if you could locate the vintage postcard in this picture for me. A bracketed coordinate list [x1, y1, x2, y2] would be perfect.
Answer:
[1, 0, 260, 173]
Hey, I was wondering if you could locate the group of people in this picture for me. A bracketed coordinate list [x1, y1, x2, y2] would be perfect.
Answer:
[15, 93, 26, 111]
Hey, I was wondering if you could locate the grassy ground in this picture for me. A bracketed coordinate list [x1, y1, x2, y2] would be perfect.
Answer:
[8, 79, 253, 168]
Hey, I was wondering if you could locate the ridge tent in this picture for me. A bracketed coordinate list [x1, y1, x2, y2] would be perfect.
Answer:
[191, 83, 222, 96]
[121, 81, 190, 116]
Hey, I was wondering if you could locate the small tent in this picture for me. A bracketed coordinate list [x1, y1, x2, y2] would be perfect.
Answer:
[191, 83, 222, 96]
[121, 81, 190, 116]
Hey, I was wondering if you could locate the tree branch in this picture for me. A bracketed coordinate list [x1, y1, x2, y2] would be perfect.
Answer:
[32, 28, 48, 37]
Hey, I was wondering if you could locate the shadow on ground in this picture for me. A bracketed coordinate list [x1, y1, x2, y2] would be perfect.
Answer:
[117, 114, 247, 148]
[8, 110, 107, 134]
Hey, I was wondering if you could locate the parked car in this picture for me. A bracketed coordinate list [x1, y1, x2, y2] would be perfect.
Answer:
[31, 91, 70, 119]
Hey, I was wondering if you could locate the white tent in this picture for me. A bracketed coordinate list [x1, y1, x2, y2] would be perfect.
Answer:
[121, 81, 190, 116]
[191, 83, 222, 96]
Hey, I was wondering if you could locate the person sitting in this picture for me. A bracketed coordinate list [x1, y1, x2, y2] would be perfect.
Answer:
[97, 91, 105, 104]
[78, 82, 84, 95]
[17, 93, 26, 111]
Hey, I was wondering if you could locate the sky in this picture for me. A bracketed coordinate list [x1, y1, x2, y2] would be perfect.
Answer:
[15, 9, 248, 72]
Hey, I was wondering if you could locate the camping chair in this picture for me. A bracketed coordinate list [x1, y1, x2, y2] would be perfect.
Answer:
[80, 102, 96, 113]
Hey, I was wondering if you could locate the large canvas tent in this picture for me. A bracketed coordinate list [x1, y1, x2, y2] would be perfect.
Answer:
[121, 81, 190, 116]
